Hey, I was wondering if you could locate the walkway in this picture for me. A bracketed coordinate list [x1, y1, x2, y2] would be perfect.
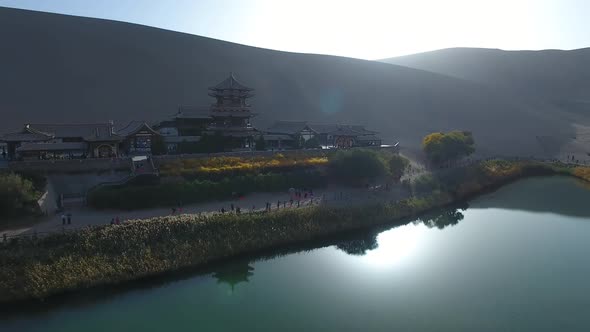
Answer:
[1, 185, 410, 240]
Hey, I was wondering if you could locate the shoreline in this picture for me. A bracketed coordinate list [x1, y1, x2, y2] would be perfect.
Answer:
[1, 160, 588, 304]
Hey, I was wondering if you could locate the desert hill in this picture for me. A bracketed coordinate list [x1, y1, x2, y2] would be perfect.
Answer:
[0, 7, 575, 155]
[382, 47, 590, 115]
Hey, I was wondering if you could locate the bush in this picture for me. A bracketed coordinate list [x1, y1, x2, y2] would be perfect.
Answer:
[329, 149, 388, 184]
[389, 154, 410, 182]
[422, 131, 475, 164]
[0, 173, 39, 220]
[159, 153, 329, 179]
[88, 170, 327, 210]
[411, 174, 441, 195]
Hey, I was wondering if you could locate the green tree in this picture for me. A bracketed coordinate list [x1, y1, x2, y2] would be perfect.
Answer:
[329, 149, 387, 184]
[422, 131, 475, 164]
[0, 173, 38, 219]
[389, 154, 410, 182]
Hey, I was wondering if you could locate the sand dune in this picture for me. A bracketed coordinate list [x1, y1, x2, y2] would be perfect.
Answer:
[0, 8, 576, 156]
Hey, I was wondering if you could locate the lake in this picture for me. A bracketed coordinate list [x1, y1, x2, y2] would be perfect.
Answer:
[3, 176, 590, 331]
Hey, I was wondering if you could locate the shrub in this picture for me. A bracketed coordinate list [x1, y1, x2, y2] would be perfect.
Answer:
[411, 174, 441, 195]
[0, 173, 39, 220]
[389, 154, 410, 182]
[88, 170, 327, 210]
[422, 131, 475, 164]
[329, 149, 388, 184]
[159, 154, 329, 179]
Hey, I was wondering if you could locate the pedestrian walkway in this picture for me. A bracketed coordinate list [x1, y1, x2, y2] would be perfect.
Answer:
[1, 184, 411, 241]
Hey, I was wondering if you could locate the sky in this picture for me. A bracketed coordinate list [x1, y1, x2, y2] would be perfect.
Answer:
[1, 0, 589, 59]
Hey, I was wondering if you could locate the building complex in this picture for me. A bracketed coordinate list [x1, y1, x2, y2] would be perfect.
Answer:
[1, 74, 383, 160]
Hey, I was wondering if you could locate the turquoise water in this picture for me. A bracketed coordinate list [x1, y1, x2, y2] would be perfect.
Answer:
[2, 176, 590, 331]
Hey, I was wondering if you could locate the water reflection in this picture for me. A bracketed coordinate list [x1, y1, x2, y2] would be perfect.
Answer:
[334, 203, 468, 258]
[416, 202, 468, 229]
[335, 230, 379, 256]
[212, 261, 255, 292]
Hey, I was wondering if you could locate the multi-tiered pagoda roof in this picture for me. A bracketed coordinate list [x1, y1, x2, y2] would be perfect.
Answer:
[208, 72, 255, 99]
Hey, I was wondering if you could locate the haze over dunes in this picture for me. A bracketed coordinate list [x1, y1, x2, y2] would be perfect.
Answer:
[382, 47, 590, 108]
[0, 7, 578, 155]
[383, 47, 590, 156]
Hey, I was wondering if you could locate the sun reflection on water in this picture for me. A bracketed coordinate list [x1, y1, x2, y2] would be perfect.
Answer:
[361, 223, 428, 267]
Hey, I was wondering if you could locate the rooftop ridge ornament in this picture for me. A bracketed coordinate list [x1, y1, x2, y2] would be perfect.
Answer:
[209, 72, 254, 92]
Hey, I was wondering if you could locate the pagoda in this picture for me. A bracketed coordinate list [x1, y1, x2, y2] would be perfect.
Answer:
[206, 73, 257, 149]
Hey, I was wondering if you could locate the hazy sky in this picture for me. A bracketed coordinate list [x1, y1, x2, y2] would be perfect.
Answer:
[1, 0, 589, 59]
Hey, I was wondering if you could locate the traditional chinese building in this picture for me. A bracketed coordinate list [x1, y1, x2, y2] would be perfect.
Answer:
[205, 73, 257, 149]
[264, 121, 382, 149]
[155, 73, 258, 152]
[0, 121, 159, 160]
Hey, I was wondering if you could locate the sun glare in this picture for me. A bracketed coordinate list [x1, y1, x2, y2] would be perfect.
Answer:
[362, 223, 427, 267]
[246, 0, 547, 59]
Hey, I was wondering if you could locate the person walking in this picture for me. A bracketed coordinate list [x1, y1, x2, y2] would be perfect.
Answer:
[66, 212, 72, 225]
[61, 213, 66, 225]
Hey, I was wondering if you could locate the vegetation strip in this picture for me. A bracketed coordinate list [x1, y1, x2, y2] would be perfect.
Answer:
[1, 160, 589, 303]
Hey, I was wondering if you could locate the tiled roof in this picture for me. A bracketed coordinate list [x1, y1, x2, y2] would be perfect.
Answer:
[16, 142, 86, 152]
[0, 131, 52, 142]
[348, 125, 378, 135]
[356, 135, 382, 141]
[26, 123, 119, 141]
[209, 73, 253, 91]
[266, 121, 378, 136]
[266, 121, 309, 135]
[327, 127, 361, 136]
[116, 121, 159, 137]
[308, 123, 339, 134]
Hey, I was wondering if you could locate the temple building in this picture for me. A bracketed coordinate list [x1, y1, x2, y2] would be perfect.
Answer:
[0, 73, 389, 159]
[264, 121, 382, 149]
[206, 73, 257, 148]
[156, 107, 210, 153]
[155, 73, 258, 152]
[0, 122, 159, 160]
